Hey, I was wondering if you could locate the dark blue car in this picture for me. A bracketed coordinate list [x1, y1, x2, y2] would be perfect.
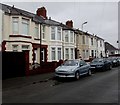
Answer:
[90, 58, 112, 72]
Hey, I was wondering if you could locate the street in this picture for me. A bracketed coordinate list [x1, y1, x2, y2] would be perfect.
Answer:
[2, 67, 119, 103]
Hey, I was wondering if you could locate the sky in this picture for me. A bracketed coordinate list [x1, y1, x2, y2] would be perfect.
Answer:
[2, 1, 119, 48]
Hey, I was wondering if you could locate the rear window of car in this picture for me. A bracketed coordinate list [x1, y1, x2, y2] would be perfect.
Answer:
[63, 60, 79, 66]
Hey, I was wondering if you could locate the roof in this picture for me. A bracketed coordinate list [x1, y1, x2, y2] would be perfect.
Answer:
[1, 3, 74, 29]
[1, 3, 44, 23]
[105, 42, 118, 51]
[44, 19, 62, 26]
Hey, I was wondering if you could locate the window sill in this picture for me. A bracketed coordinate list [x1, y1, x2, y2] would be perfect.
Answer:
[9, 35, 32, 39]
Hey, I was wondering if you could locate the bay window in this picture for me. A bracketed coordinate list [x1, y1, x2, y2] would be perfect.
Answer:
[65, 48, 69, 59]
[58, 48, 62, 60]
[51, 47, 56, 60]
[71, 48, 74, 59]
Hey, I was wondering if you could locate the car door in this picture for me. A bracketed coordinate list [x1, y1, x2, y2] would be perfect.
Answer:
[79, 60, 86, 74]
[82, 60, 89, 73]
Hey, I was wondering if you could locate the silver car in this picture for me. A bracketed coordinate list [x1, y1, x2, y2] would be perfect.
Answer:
[55, 59, 91, 80]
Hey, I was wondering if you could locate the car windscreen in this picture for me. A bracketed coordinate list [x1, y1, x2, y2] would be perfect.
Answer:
[63, 60, 79, 66]
[92, 59, 104, 63]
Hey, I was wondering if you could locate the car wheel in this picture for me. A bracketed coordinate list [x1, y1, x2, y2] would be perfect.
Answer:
[75, 71, 80, 80]
[87, 70, 92, 76]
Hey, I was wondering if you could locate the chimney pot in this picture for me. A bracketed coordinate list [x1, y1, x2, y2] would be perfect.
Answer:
[36, 7, 47, 19]
[66, 20, 73, 28]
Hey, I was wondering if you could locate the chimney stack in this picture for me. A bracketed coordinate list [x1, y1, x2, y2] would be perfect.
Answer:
[66, 20, 73, 28]
[36, 7, 47, 19]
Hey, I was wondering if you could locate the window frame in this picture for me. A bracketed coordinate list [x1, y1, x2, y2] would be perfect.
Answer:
[12, 17, 19, 34]
[51, 26, 56, 40]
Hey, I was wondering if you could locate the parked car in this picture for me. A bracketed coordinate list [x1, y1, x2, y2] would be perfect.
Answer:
[107, 57, 119, 67]
[90, 58, 112, 72]
[55, 59, 91, 80]
[116, 57, 120, 66]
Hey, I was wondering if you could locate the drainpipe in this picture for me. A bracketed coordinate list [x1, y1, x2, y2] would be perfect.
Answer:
[40, 23, 42, 65]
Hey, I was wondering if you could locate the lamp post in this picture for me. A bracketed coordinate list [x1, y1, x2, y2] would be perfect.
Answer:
[81, 21, 88, 31]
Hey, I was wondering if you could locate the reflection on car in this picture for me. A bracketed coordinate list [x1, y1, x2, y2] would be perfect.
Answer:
[90, 58, 112, 72]
[55, 59, 91, 80]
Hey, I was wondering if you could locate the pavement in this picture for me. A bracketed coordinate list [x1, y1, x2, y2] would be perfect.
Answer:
[2, 72, 55, 91]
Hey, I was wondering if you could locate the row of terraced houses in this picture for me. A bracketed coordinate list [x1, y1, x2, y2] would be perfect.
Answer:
[0, 3, 105, 65]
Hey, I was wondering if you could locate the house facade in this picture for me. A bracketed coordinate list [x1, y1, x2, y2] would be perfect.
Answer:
[75, 30, 89, 60]
[88, 35, 105, 58]
[1, 3, 77, 64]
[105, 42, 119, 57]
[75, 29, 105, 60]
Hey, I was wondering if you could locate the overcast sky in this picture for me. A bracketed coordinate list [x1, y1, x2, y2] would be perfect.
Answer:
[4, 2, 118, 48]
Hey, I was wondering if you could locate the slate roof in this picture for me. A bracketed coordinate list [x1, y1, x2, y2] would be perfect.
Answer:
[1, 3, 44, 23]
[105, 42, 118, 51]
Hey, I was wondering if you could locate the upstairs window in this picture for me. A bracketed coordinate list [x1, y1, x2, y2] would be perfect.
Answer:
[86, 36, 89, 45]
[22, 18, 29, 35]
[51, 26, 55, 40]
[42, 25, 45, 39]
[82, 36, 85, 44]
[35, 24, 39, 38]
[70, 31, 74, 42]
[57, 27, 61, 40]
[65, 31, 69, 42]
[100, 40, 102, 47]
[91, 38, 93, 45]
[12, 17, 19, 34]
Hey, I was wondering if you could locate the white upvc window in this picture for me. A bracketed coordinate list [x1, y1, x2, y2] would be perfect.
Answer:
[70, 31, 74, 43]
[86, 36, 89, 45]
[65, 31, 69, 42]
[70, 48, 74, 59]
[35, 24, 39, 38]
[57, 48, 62, 60]
[51, 47, 56, 60]
[42, 25, 45, 39]
[51, 26, 56, 40]
[22, 18, 29, 35]
[100, 40, 102, 47]
[91, 38, 94, 45]
[82, 36, 85, 44]
[12, 45, 18, 52]
[57, 27, 61, 41]
[65, 48, 69, 59]
[12, 17, 19, 34]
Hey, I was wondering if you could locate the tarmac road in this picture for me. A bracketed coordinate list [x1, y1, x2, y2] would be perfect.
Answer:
[2, 67, 119, 103]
